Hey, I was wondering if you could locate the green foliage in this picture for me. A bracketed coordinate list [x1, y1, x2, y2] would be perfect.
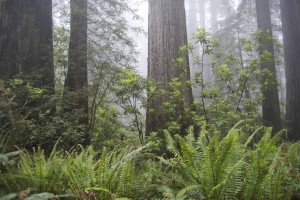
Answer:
[0, 79, 55, 151]
[1, 144, 150, 199]
[163, 123, 290, 199]
[0, 151, 19, 171]
[1, 124, 299, 199]
[114, 68, 146, 143]
[146, 55, 193, 136]
[283, 142, 300, 198]
[184, 28, 281, 136]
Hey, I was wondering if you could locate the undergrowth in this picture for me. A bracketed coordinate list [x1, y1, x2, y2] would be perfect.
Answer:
[159, 122, 293, 200]
[1, 123, 299, 199]
[0, 144, 150, 200]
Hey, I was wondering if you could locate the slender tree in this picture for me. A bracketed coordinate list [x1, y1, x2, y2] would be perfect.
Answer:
[146, 0, 193, 135]
[63, 0, 89, 144]
[187, 0, 201, 98]
[280, 0, 300, 140]
[255, 0, 282, 132]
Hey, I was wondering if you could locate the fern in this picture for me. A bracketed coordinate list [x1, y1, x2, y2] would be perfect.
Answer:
[283, 142, 300, 198]
[164, 123, 291, 200]
[2, 143, 150, 199]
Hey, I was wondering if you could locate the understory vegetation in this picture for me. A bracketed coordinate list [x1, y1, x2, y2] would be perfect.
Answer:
[1, 124, 300, 199]
[0, 0, 299, 196]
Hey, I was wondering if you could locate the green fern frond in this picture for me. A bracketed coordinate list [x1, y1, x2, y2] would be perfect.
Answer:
[177, 184, 202, 198]
[164, 130, 181, 158]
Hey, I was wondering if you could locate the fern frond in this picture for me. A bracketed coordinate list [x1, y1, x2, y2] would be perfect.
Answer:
[177, 184, 202, 197]
[164, 130, 181, 158]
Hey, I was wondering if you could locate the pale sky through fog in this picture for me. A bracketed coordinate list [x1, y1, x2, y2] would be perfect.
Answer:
[131, 1, 148, 77]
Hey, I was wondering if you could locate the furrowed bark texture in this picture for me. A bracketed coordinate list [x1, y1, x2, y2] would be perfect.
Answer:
[280, 0, 300, 140]
[64, 0, 89, 144]
[0, 0, 54, 91]
[255, 0, 282, 132]
[146, 0, 193, 135]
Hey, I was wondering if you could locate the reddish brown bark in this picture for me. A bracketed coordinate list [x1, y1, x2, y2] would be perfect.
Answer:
[280, 0, 300, 140]
[255, 0, 282, 132]
[146, 0, 193, 136]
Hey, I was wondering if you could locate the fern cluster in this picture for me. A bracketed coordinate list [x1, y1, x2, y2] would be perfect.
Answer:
[163, 122, 290, 200]
[1, 124, 299, 199]
[0, 144, 150, 200]
[283, 142, 300, 199]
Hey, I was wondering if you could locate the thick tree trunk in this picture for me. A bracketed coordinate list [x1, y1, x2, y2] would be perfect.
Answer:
[146, 0, 193, 136]
[0, 0, 54, 120]
[255, 0, 282, 132]
[280, 0, 300, 140]
[0, 0, 54, 148]
[0, 0, 54, 90]
[63, 0, 89, 144]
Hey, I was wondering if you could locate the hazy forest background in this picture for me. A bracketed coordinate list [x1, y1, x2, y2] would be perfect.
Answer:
[0, 0, 300, 199]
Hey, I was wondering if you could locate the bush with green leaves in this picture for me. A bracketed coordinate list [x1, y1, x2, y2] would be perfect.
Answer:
[184, 28, 280, 136]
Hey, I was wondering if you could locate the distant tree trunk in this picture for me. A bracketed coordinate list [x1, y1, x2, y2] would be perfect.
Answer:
[187, 0, 199, 36]
[0, 0, 54, 90]
[187, 0, 201, 98]
[255, 0, 282, 132]
[199, 0, 206, 28]
[63, 0, 89, 144]
[280, 0, 300, 140]
[210, 0, 218, 34]
[146, 0, 193, 136]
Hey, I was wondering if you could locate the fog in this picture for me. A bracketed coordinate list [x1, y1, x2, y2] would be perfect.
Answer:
[127, 1, 148, 77]
[131, 0, 241, 77]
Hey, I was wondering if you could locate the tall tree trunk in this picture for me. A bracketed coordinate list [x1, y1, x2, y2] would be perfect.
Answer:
[0, 0, 54, 148]
[280, 0, 300, 140]
[0, 0, 54, 116]
[63, 0, 89, 144]
[255, 0, 282, 132]
[146, 0, 193, 136]
[0, 0, 54, 90]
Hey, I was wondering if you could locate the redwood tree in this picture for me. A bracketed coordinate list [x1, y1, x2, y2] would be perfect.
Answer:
[0, 0, 54, 91]
[280, 0, 300, 140]
[0, 0, 54, 148]
[255, 0, 282, 132]
[63, 0, 89, 144]
[146, 0, 193, 135]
